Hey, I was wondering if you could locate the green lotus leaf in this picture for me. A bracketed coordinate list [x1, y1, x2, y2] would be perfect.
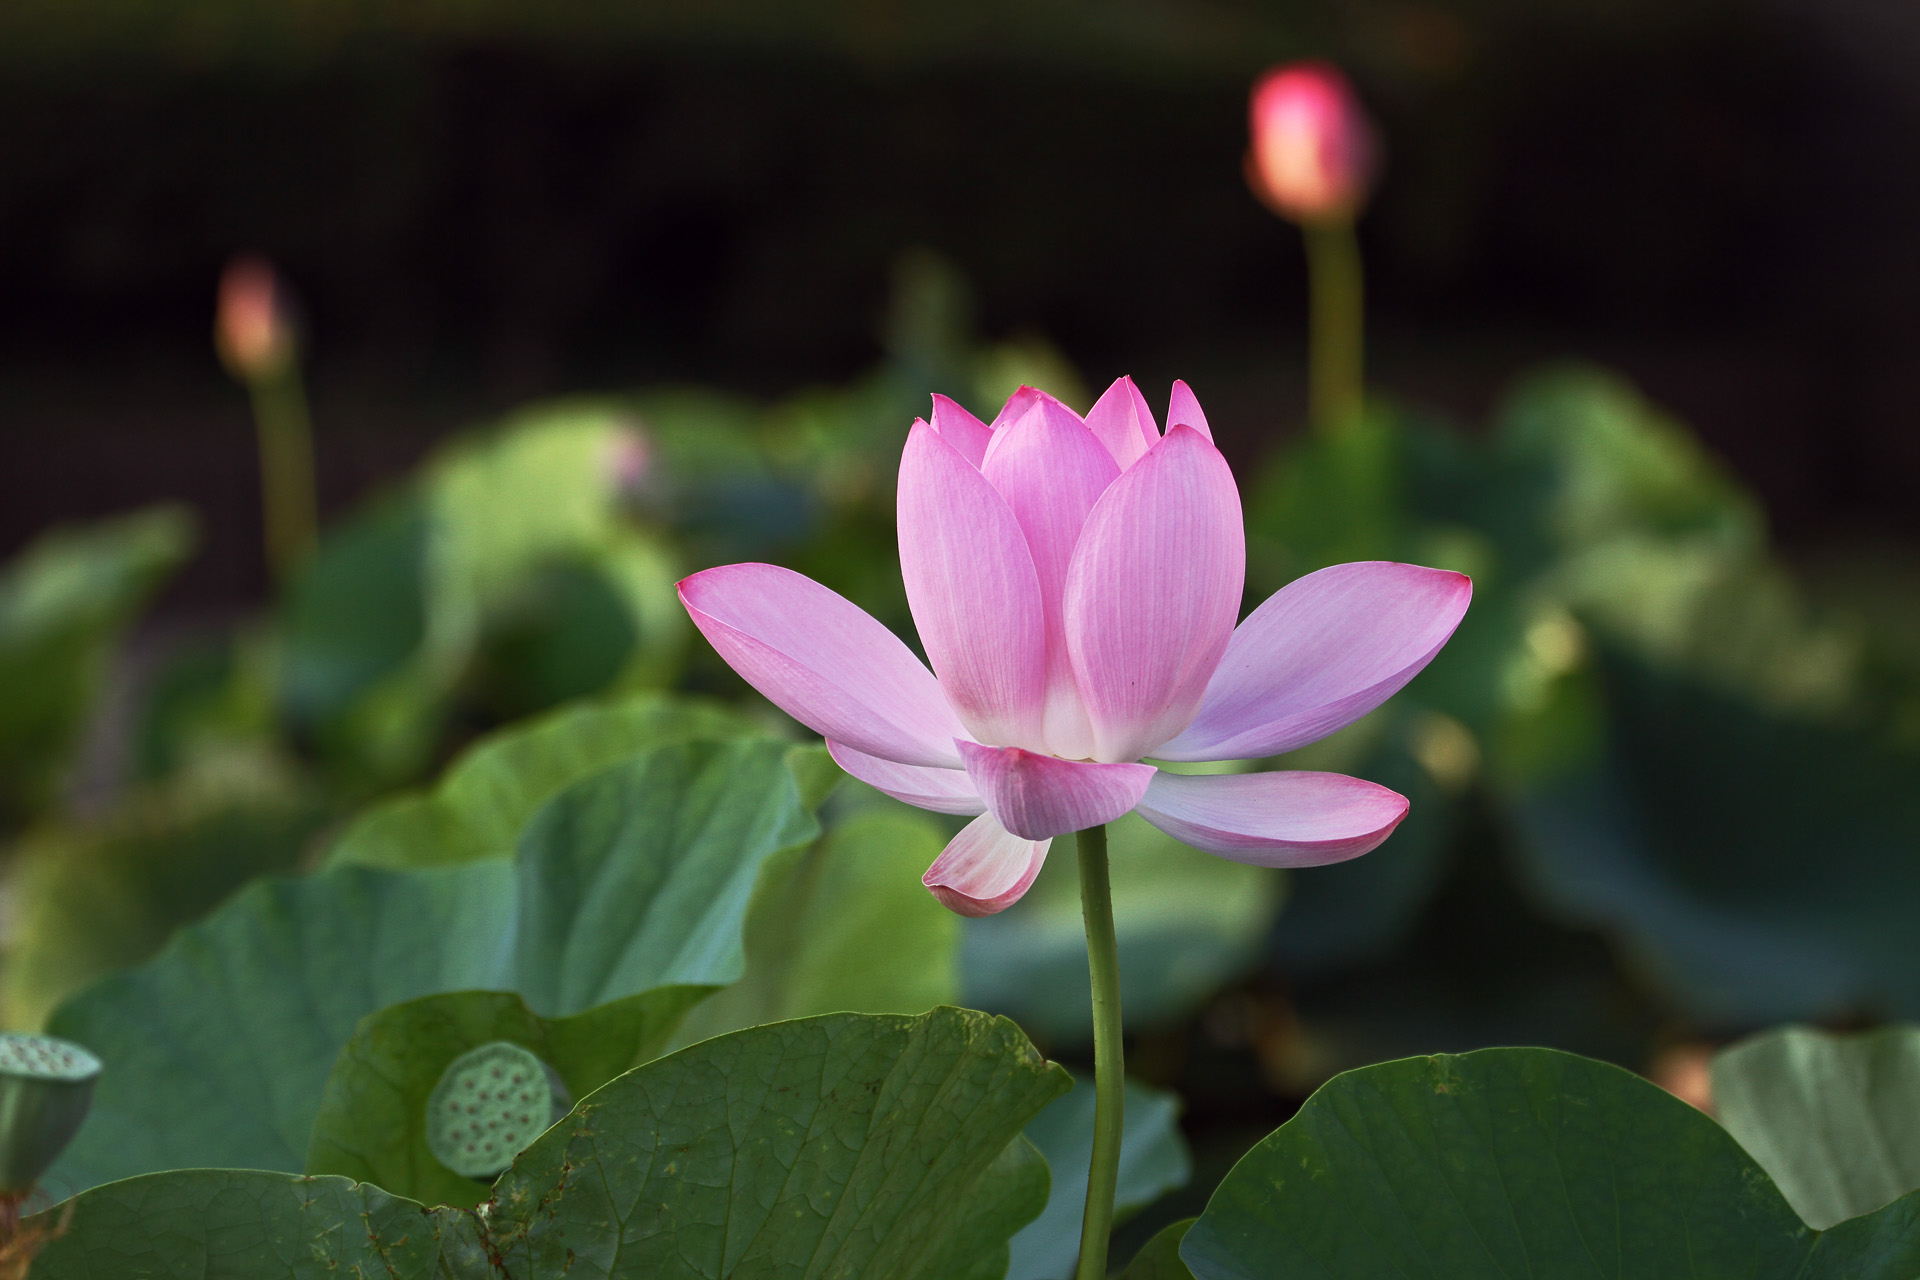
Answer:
[43, 736, 818, 1198]
[1713, 1024, 1920, 1230]
[1181, 1045, 1920, 1280]
[33, 1008, 1070, 1280]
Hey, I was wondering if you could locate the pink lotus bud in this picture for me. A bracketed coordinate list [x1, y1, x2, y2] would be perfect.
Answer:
[1246, 62, 1378, 223]
[677, 379, 1471, 916]
[215, 254, 296, 380]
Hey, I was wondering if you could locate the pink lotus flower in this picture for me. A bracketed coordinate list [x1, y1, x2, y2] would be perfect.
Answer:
[1247, 62, 1378, 223]
[679, 380, 1469, 916]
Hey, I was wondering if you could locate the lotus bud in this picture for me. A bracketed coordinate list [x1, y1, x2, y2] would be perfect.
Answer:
[0, 1032, 101, 1196]
[1246, 62, 1378, 224]
[215, 253, 297, 381]
[426, 1042, 569, 1181]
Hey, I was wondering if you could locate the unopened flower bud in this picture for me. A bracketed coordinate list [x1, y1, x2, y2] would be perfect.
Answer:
[215, 253, 296, 380]
[1246, 62, 1378, 224]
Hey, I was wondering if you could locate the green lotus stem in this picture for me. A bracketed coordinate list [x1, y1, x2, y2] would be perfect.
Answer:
[1075, 821, 1124, 1280]
[247, 365, 317, 580]
[1303, 216, 1364, 433]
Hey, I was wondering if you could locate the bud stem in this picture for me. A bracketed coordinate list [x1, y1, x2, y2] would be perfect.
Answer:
[247, 365, 318, 580]
[1304, 217, 1365, 434]
[1074, 822, 1124, 1280]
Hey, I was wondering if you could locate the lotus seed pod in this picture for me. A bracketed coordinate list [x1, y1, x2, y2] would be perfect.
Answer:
[0, 1032, 102, 1193]
[425, 1041, 569, 1181]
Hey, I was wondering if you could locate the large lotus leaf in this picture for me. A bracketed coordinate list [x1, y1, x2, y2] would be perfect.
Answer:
[1512, 646, 1920, 1026]
[962, 814, 1283, 1045]
[480, 1008, 1070, 1279]
[304, 987, 710, 1208]
[672, 805, 959, 1047]
[33, 1008, 1068, 1280]
[1181, 1046, 1920, 1279]
[0, 771, 331, 1030]
[326, 692, 754, 869]
[1712, 1024, 1920, 1230]
[27, 1170, 487, 1278]
[0, 505, 194, 827]
[1005, 1074, 1191, 1280]
[43, 737, 818, 1198]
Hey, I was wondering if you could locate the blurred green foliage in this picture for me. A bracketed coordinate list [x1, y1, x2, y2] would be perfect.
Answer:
[0, 506, 193, 830]
[0, 247, 1912, 1189]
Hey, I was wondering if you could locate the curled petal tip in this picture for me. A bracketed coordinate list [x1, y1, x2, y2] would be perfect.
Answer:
[922, 813, 1051, 916]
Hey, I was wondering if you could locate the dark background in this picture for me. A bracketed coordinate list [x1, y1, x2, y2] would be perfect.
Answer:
[5, 0, 1919, 607]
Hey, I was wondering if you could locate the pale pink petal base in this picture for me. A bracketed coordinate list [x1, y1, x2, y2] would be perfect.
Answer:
[1158, 561, 1472, 762]
[957, 741, 1155, 841]
[826, 741, 984, 816]
[923, 812, 1052, 917]
[679, 563, 967, 768]
[1134, 770, 1408, 867]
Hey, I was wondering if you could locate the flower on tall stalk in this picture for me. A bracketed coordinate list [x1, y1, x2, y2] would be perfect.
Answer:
[1246, 61, 1378, 224]
[679, 380, 1468, 916]
[215, 254, 297, 381]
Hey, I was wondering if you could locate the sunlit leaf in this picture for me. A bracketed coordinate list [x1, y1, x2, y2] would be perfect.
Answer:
[43, 737, 818, 1198]
[326, 692, 755, 869]
[1713, 1024, 1920, 1230]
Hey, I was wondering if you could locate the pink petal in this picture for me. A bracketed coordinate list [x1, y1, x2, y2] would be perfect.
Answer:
[897, 423, 1048, 750]
[1063, 425, 1246, 762]
[826, 740, 984, 816]
[979, 397, 1118, 759]
[680, 563, 966, 768]
[922, 812, 1052, 917]
[1167, 379, 1213, 441]
[957, 740, 1155, 840]
[930, 394, 992, 468]
[1134, 770, 1408, 867]
[1085, 376, 1160, 470]
[1156, 562, 1473, 762]
[990, 385, 1048, 432]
